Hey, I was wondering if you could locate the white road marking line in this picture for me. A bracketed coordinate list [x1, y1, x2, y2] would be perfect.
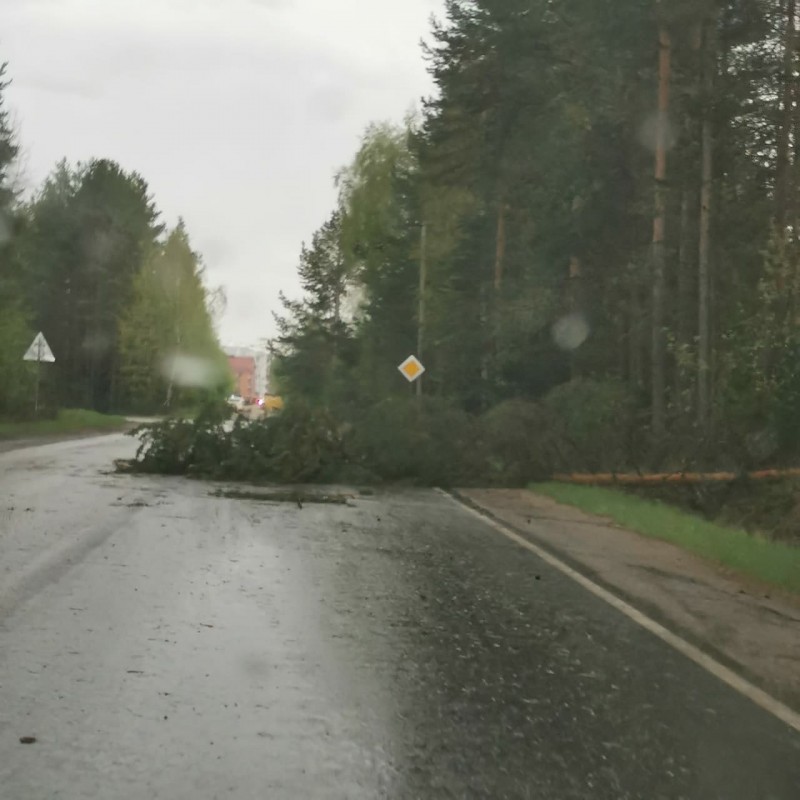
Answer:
[442, 491, 800, 735]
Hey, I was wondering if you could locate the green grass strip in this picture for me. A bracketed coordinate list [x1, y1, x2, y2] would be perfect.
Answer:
[533, 482, 800, 595]
[0, 409, 128, 440]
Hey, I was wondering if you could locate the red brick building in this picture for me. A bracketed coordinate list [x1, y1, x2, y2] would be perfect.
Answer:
[228, 355, 256, 401]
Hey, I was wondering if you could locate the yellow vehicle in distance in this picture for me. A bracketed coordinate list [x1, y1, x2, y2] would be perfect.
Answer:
[236, 394, 283, 421]
[262, 395, 284, 414]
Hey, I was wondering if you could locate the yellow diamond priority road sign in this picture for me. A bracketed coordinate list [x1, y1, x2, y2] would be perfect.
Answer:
[398, 355, 425, 383]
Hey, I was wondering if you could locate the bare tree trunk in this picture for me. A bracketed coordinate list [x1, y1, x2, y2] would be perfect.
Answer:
[775, 0, 797, 241]
[629, 280, 645, 392]
[676, 20, 703, 398]
[416, 223, 427, 398]
[786, 0, 800, 312]
[794, 60, 800, 245]
[793, 36, 800, 306]
[569, 256, 582, 306]
[482, 200, 507, 404]
[479, 285, 490, 409]
[164, 276, 182, 408]
[569, 256, 582, 379]
[651, 25, 672, 437]
[698, 17, 717, 433]
[493, 201, 507, 291]
[677, 190, 695, 355]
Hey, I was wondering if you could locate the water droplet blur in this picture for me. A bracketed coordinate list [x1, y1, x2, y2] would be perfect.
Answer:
[160, 353, 220, 388]
[552, 313, 590, 351]
[638, 112, 677, 153]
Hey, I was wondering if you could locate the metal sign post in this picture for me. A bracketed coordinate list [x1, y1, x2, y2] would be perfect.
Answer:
[23, 332, 56, 415]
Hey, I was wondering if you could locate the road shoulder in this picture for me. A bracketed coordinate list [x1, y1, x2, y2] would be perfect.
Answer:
[0, 425, 136, 455]
[455, 488, 800, 712]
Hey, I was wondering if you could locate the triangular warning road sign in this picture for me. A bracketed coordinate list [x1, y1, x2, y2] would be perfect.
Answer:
[23, 332, 56, 363]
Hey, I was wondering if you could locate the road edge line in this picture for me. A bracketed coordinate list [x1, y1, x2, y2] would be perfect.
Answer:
[441, 489, 800, 735]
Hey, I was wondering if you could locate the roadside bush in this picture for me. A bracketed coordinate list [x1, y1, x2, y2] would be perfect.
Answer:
[480, 400, 564, 485]
[422, 399, 481, 485]
[131, 396, 232, 475]
[350, 396, 476, 486]
[132, 418, 207, 475]
[219, 414, 277, 480]
[541, 378, 635, 473]
[246, 401, 349, 483]
[0, 306, 36, 418]
[127, 384, 636, 487]
[131, 399, 353, 484]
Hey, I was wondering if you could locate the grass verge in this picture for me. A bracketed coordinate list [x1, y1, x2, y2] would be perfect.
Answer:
[533, 482, 800, 595]
[0, 409, 129, 440]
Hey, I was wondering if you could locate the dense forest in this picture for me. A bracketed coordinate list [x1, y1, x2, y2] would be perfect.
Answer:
[0, 62, 228, 417]
[272, 0, 800, 476]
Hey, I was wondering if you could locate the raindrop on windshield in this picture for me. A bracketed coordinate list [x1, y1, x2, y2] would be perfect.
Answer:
[552, 313, 590, 352]
[160, 353, 221, 388]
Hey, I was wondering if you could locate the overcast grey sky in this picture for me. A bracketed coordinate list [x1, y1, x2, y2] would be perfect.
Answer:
[2, 0, 444, 346]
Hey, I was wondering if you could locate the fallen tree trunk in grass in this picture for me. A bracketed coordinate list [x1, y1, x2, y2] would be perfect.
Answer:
[552, 468, 800, 486]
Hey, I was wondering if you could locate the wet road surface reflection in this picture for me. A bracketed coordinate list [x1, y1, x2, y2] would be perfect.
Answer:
[0, 438, 799, 798]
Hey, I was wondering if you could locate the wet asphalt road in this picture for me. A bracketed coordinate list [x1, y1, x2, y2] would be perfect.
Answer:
[1, 436, 799, 799]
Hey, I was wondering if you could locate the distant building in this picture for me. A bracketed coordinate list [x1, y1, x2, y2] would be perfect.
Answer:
[253, 352, 268, 397]
[223, 346, 269, 399]
[227, 355, 255, 400]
